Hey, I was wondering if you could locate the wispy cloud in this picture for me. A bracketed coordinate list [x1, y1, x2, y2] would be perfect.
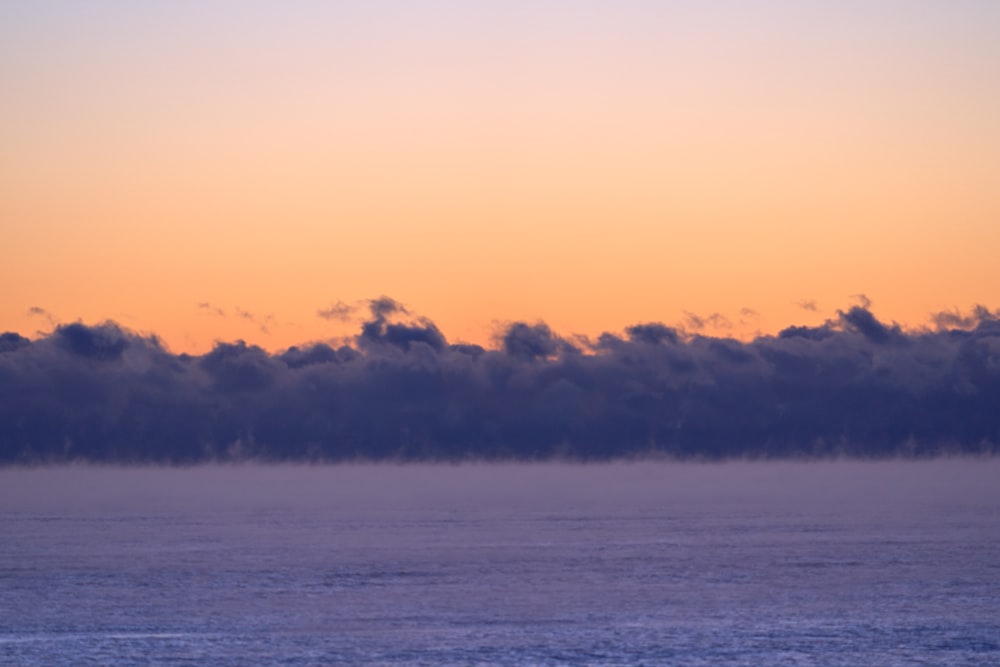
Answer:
[930, 305, 998, 331]
[235, 308, 273, 335]
[196, 303, 272, 334]
[26, 306, 57, 327]
[683, 311, 732, 333]
[197, 302, 226, 317]
[317, 300, 356, 322]
[851, 293, 873, 309]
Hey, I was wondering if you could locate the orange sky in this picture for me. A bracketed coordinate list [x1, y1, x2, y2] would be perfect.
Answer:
[2, 2, 999, 353]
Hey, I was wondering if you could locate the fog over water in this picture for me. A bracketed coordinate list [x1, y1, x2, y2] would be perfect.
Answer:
[2, 459, 998, 516]
[2, 460, 998, 665]
[3, 299, 1000, 462]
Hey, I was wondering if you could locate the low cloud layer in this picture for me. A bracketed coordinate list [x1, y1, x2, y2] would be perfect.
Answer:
[1, 300, 998, 463]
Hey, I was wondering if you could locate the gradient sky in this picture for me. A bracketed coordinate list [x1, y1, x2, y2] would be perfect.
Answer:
[3, 1, 999, 353]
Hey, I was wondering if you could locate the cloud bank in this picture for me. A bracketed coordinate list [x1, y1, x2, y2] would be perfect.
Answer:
[1, 300, 998, 463]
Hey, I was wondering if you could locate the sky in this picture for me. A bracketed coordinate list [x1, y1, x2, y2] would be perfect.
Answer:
[3, 1, 999, 353]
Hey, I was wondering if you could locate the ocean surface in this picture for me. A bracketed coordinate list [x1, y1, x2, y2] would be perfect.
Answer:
[1, 460, 998, 666]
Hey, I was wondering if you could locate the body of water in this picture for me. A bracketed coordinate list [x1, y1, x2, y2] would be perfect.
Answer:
[1, 460, 998, 665]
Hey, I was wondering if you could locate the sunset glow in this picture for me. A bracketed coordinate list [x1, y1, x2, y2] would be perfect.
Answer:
[3, 2, 999, 352]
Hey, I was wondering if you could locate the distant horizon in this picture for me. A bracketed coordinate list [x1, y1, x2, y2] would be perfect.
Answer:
[3, 297, 998, 464]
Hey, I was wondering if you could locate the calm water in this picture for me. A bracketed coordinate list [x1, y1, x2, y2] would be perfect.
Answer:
[1, 460, 998, 666]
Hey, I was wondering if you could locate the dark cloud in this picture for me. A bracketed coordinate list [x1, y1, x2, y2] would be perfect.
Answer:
[280, 343, 357, 369]
[369, 296, 406, 319]
[625, 323, 679, 346]
[1, 300, 998, 464]
[931, 305, 998, 331]
[199, 340, 280, 392]
[361, 318, 447, 352]
[706, 338, 756, 365]
[357, 298, 446, 352]
[837, 306, 902, 345]
[778, 324, 833, 341]
[55, 322, 130, 360]
[0, 332, 30, 353]
[501, 322, 560, 360]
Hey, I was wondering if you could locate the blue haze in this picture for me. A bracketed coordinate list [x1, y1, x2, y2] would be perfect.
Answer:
[1, 460, 998, 665]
